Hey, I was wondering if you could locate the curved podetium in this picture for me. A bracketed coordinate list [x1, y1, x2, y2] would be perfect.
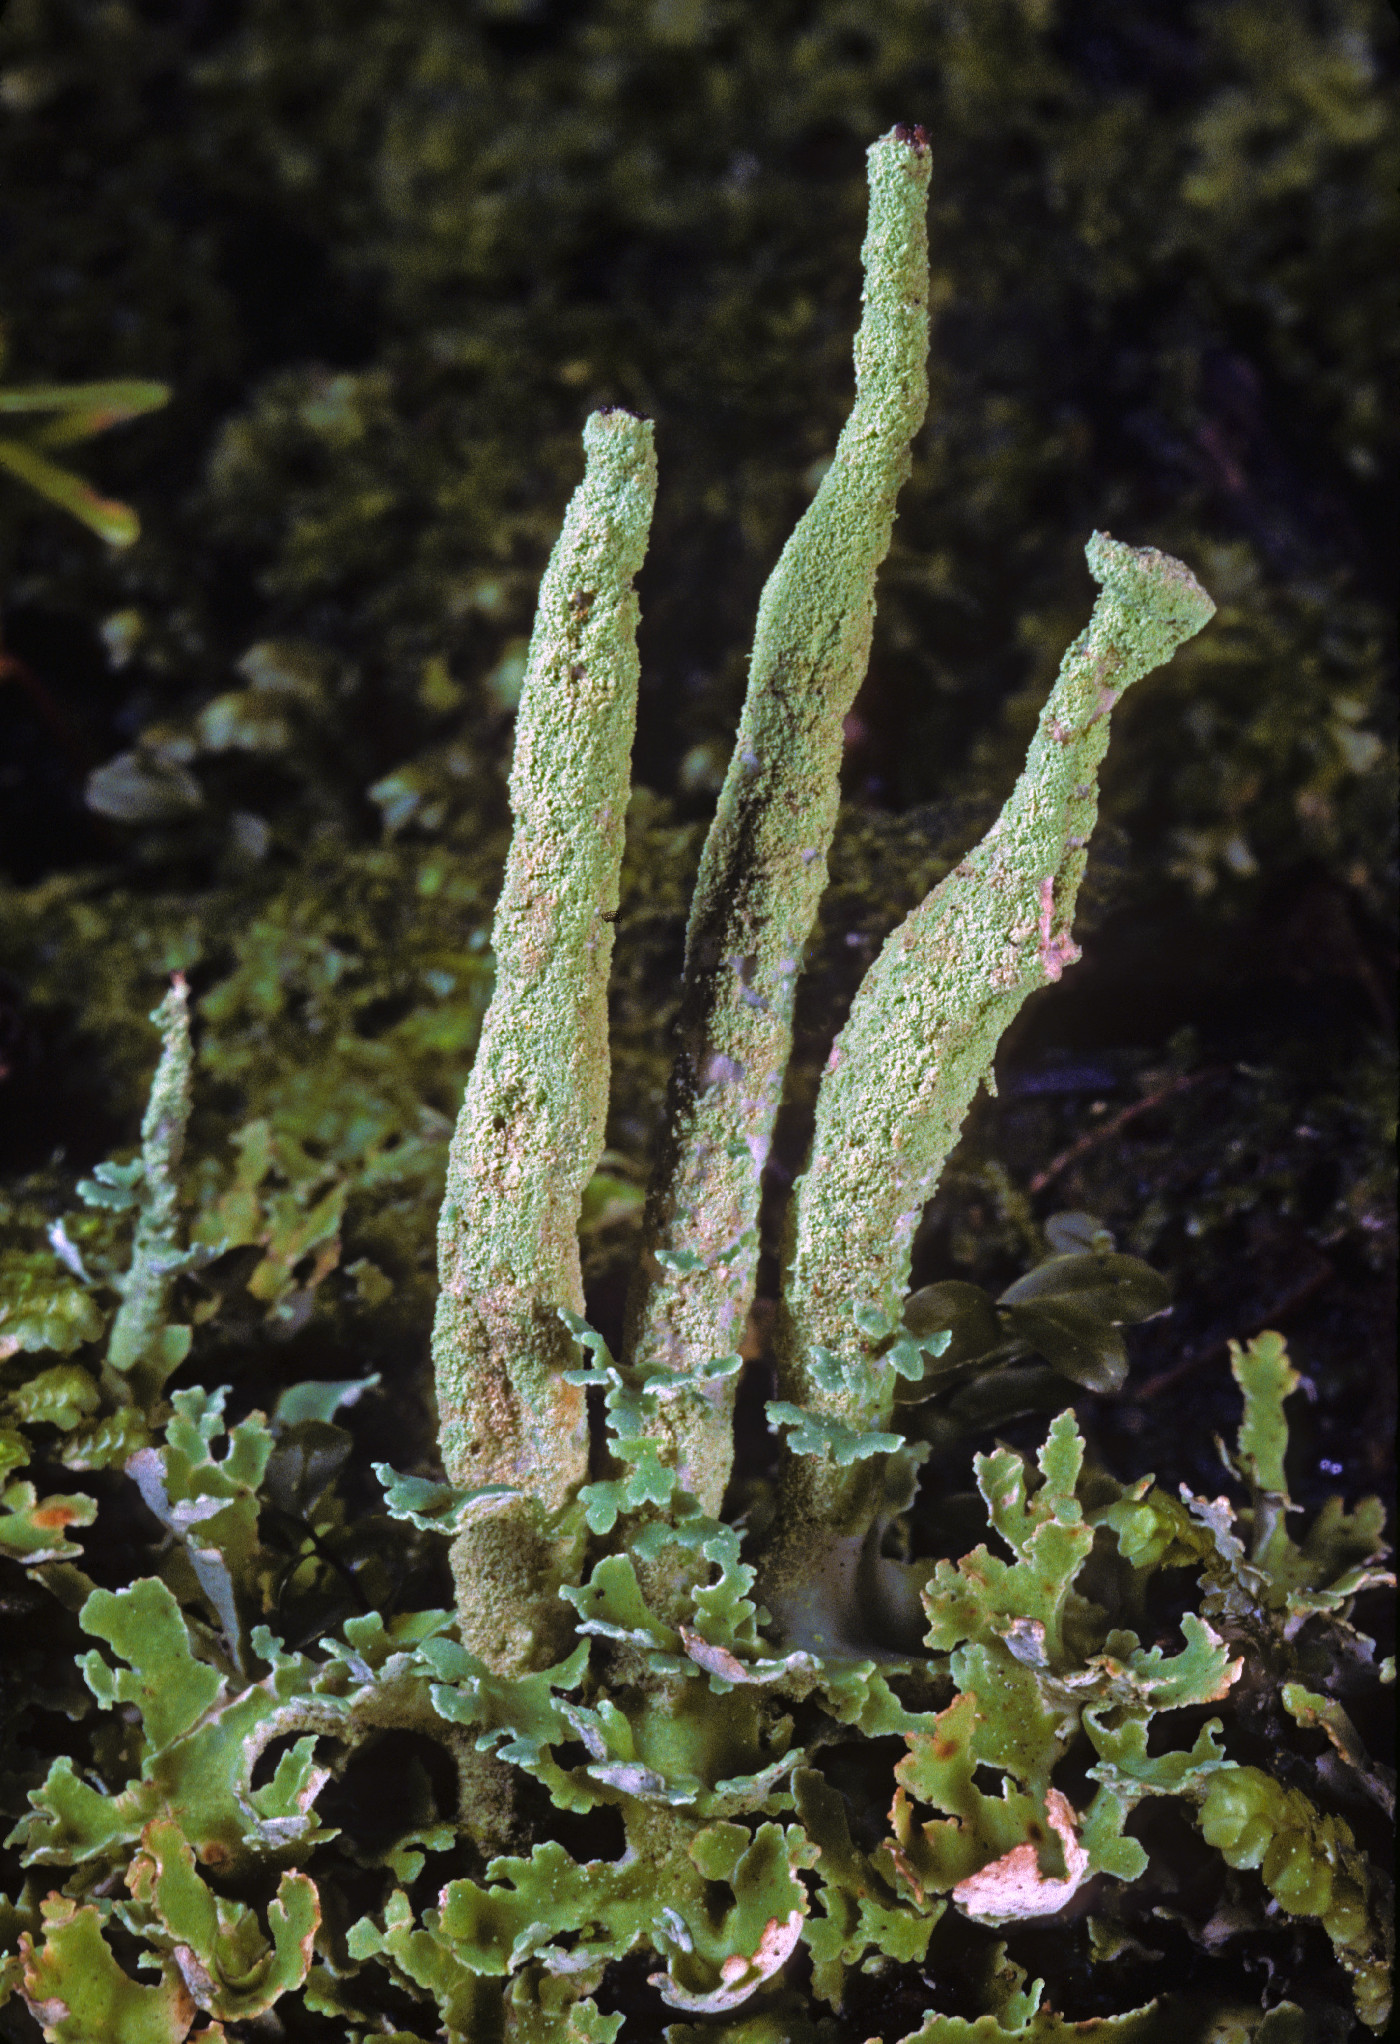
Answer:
[759, 534, 1215, 1617]
[778, 532, 1216, 1425]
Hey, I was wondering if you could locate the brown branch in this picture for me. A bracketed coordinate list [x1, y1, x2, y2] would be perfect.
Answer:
[1028, 1066, 1231, 1197]
[1131, 1255, 1335, 1403]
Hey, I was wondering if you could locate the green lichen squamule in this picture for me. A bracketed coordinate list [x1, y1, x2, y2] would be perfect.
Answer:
[431, 406, 656, 1669]
[104, 972, 194, 1404]
[621, 125, 932, 1515]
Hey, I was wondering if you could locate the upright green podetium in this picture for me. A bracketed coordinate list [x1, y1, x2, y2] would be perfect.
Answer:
[431, 126, 1215, 1672]
[432, 407, 657, 1670]
[621, 122, 934, 1522]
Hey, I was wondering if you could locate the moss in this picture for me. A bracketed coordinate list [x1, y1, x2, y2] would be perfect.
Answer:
[1, 0, 1390, 908]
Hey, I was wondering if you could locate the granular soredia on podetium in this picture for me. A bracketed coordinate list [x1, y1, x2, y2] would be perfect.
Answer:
[100, 973, 196, 1407]
[621, 123, 934, 1521]
[768, 535, 1215, 1568]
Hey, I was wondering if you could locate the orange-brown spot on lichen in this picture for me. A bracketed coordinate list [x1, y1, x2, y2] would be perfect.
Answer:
[885, 1839, 924, 1905]
[30, 1504, 76, 1530]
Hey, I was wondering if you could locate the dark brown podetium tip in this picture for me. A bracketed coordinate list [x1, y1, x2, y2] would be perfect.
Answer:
[892, 121, 930, 150]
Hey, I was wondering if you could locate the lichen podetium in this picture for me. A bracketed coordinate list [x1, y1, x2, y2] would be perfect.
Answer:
[103, 972, 195, 1408]
[431, 406, 656, 1669]
[762, 533, 1215, 1634]
[621, 124, 933, 1518]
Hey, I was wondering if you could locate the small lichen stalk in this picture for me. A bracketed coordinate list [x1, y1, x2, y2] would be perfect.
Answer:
[102, 973, 196, 1408]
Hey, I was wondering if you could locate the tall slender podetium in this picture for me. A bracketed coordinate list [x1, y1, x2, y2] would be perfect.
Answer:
[431, 407, 657, 1669]
[760, 532, 1216, 1639]
[621, 124, 933, 1519]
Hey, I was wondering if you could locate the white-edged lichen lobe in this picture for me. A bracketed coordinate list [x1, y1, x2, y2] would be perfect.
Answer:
[432, 410, 656, 1632]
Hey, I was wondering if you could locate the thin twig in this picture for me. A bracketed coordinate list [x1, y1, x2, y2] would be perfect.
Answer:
[1132, 1256, 1335, 1403]
[1028, 1066, 1230, 1196]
